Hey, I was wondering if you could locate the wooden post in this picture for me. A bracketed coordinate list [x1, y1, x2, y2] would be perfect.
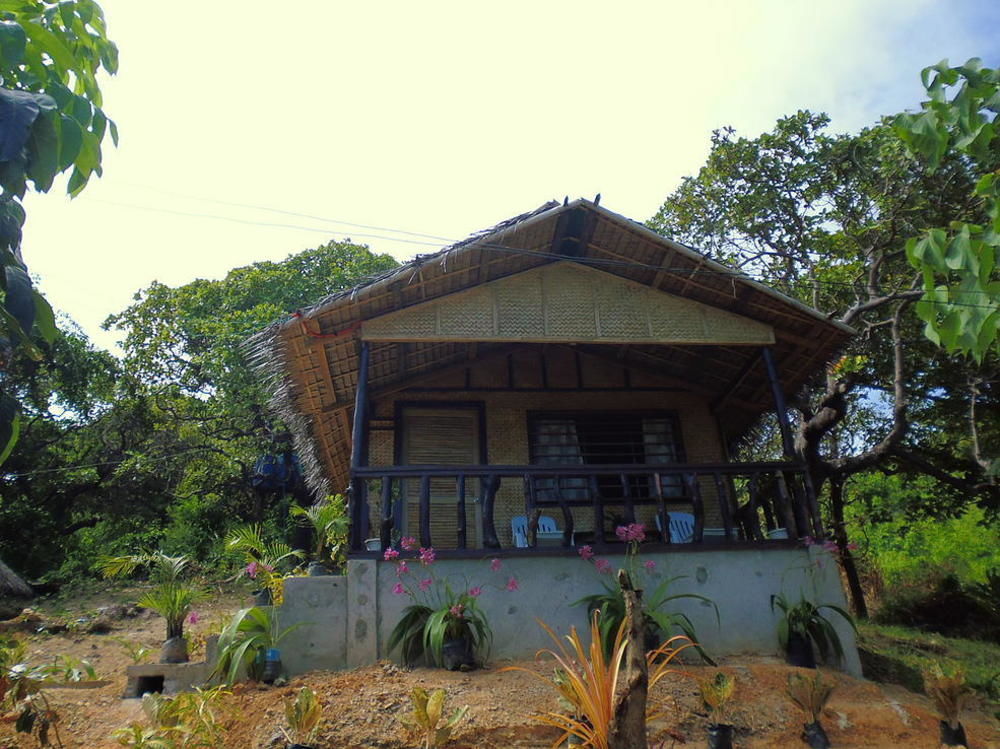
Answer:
[608, 570, 648, 749]
[349, 340, 370, 551]
[685, 472, 704, 543]
[761, 347, 795, 458]
[456, 474, 467, 550]
[379, 476, 394, 551]
[418, 474, 432, 548]
[482, 475, 501, 548]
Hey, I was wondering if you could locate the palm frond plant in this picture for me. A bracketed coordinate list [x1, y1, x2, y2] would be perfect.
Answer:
[290, 494, 349, 573]
[225, 524, 304, 605]
[101, 552, 199, 660]
[924, 664, 972, 747]
[212, 606, 302, 685]
[771, 593, 856, 667]
[787, 671, 834, 749]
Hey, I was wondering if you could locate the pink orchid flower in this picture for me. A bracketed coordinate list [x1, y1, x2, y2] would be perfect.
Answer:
[505, 576, 519, 592]
[383, 548, 400, 561]
[578, 545, 594, 561]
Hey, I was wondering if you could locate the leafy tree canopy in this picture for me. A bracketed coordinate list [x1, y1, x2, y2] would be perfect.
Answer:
[0, 0, 118, 463]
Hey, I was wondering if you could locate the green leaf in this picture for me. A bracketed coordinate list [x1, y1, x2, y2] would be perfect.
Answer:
[0, 20, 26, 65]
[20, 20, 76, 72]
[57, 113, 81, 169]
[32, 289, 55, 343]
[25, 108, 59, 191]
[0, 395, 20, 466]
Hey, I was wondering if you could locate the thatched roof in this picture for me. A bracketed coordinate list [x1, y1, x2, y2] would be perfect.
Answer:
[249, 199, 855, 496]
[0, 557, 33, 599]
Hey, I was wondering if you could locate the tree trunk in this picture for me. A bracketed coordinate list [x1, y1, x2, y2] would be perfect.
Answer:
[829, 476, 867, 619]
[608, 570, 648, 749]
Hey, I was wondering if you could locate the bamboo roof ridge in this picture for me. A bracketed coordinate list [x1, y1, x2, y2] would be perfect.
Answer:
[248, 198, 855, 496]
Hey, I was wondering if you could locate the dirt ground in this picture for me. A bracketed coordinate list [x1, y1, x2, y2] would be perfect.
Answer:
[1, 587, 998, 748]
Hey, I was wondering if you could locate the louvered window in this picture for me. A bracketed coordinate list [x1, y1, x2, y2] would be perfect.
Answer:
[529, 412, 685, 498]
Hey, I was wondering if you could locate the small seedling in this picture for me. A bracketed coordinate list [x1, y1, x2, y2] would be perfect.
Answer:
[400, 687, 468, 748]
[924, 664, 971, 747]
[113, 637, 153, 665]
[787, 672, 834, 749]
[700, 671, 735, 725]
[281, 686, 323, 747]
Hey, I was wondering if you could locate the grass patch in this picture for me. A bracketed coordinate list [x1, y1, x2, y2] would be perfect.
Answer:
[858, 621, 1000, 715]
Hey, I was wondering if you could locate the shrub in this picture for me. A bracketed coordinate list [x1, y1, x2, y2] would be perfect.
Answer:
[874, 572, 1000, 643]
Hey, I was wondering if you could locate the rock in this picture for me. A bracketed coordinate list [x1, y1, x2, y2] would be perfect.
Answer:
[86, 616, 114, 634]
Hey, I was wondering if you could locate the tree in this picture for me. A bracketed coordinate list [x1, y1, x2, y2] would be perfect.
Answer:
[649, 112, 998, 617]
[894, 58, 1000, 363]
[0, 0, 118, 461]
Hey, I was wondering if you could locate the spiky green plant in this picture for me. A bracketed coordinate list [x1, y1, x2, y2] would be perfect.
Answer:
[212, 606, 302, 684]
[771, 593, 856, 663]
[224, 524, 302, 570]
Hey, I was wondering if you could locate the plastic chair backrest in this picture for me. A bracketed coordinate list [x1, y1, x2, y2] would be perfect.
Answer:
[669, 512, 694, 543]
[511, 516, 528, 548]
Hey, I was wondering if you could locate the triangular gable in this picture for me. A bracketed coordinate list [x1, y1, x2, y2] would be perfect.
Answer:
[361, 262, 775, 345]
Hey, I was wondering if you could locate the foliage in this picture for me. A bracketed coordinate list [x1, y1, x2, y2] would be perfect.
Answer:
[572, 528, 718, 662]
[290, 494, 348, 568]
[225, 523, 303, 605]
[771, 592, 856, 664]
[384, 545, 508, 667]
[894, 58, 1000, 361]
[0, 0, 118, 464]
[1, 636, 102, 748]
[786, 671, 835, 723]
[399, 687, 468, 749]
[100, 551, 199, 641]
[115, 686, 231, 748]
[281, 686, 323, 746]
[112, 636, 152, 665]
[212, 606, 301, 685]
[924, 663, 973, 728]
[699, 671, 736, 725]
[501, 613, 693, 749]
[857, 621, 1000, 709]
[873, 570, 1000, 643]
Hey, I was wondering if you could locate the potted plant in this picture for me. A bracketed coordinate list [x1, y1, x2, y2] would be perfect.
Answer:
[771, 593, 856, 668]
[225, 524, 304, 604]
[924, 664, 971, 747]
[385, 546, 508, 670]
[100, 552, 199, 663]
[573, 529, 719, 663]
[281, 686, 323, 749]
[212, 606, 302, 684]
[700, 671, 736, 749]
[290, 494, 348, 576]
[786, 671, 834, 749]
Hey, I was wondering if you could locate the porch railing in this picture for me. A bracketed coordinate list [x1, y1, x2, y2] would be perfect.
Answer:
[347, 461, 822, 554]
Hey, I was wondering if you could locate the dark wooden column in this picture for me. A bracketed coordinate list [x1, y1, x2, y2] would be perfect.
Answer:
[349, 340, 371, 551]
[761, 347, 795, 458]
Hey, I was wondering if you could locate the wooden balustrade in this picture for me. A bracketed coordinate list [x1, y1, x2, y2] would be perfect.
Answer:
[349, 461, 816, 554]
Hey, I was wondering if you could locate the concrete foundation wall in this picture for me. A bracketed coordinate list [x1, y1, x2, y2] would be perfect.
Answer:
[276, 546, 861, 678]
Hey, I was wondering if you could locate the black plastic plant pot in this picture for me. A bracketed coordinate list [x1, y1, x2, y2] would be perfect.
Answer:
[707, 723, 735, 749]
[801, 721, 830, 749]
[441, 638, 476, 671]
[786, 631, 817, 669]
[939, 720, 968, 747]
[286, 744, 316, 749]
[306, 561, 330, 577]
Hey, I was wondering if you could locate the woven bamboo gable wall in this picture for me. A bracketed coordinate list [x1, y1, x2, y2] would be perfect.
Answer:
[248, 199, 856, 497]
[362, 262, 775, 345]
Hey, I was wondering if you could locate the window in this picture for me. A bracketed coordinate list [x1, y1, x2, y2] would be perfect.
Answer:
[528, 411, 686, 499]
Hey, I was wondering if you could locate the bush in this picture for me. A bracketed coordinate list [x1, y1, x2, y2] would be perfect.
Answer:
[874, 572, 1000, 643]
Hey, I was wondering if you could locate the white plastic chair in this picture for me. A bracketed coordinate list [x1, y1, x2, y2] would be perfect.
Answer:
[511, 515, 560, 547]
[655, 511, 695, 543]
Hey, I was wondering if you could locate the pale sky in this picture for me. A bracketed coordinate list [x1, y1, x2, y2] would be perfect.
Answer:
[20, 0, 1000, 352]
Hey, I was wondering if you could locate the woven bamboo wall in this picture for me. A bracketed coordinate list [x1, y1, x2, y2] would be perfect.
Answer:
[366, 348, 725, 548]
[361, 262, 775, 345]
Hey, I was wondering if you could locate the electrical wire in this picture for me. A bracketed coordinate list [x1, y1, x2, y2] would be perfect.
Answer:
[84, 189, 1000, 310]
